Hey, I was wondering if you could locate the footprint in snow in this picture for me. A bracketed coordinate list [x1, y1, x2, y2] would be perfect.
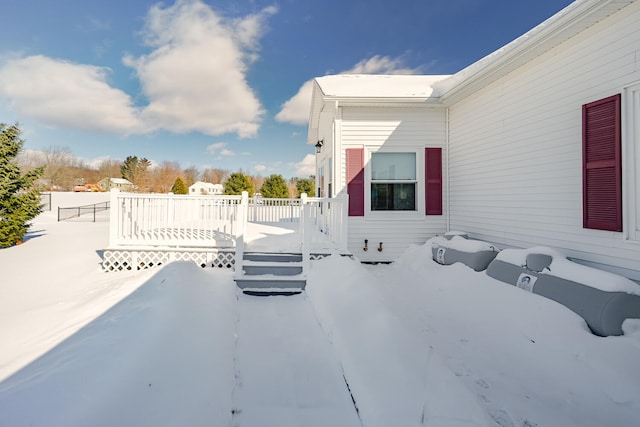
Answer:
[489, 408, 515, 427]
[475, 378, 490, 389]
[446, 357, 472, 378]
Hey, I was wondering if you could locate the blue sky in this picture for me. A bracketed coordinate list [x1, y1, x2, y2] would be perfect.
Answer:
[0, 0, 573, 179]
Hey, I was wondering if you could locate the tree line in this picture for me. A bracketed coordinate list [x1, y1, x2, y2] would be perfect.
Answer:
[2, 123, 316, 247]
[17, 146, 314, 197]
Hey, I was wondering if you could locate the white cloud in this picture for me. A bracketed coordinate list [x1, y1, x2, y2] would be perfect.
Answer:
[126, 0, 275, 137]
[207, 142, 229, 154]
[294, 154, 315, 177]
[0, 56, 143, 133]
[207, 142, 236, 156]
[207, 142, 227, 153]
[0, 0, 276, 138]
[344, 55, 416, 75]
[274, 80, 314, 126]
[275, 55, 421, 126]
[254, 164, 267, 172]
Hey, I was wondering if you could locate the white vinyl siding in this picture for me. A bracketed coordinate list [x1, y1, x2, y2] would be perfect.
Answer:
[447, 0, 640, 278]
[337, 106, 447, 261]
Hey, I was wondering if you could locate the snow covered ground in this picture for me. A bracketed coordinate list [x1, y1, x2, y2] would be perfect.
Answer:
[1, 193, 640, 426]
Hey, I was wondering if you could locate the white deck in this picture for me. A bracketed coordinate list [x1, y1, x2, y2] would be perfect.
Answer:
[243, 221, 340, 253]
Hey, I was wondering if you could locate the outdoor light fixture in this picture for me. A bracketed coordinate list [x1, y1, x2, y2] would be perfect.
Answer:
[315, 139, 324, 154]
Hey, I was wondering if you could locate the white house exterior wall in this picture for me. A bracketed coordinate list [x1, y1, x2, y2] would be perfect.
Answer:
[337, 106, 447, 262]
[446, 0, 640, 278]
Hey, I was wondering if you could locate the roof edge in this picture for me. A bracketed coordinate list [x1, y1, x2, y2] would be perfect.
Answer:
[433, 0, 635, 102]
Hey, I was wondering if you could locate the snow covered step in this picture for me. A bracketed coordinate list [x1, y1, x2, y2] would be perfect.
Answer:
[235, 252, 307, 294]
[234, 274, 306, 291]
[243, 252, 302, 263]
[242, 260, 303, 276]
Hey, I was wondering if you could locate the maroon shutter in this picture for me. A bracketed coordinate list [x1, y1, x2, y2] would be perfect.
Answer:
[346, 148, 364, 216]
[425, 148, 443, 215]
[582, 94, 622, 232]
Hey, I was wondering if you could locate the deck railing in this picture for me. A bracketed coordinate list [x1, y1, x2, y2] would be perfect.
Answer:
[300, 193, 349, 251]
[109, 190, 243, 248]
[108, 190, 348, 254]
[248, 197, 301, 222]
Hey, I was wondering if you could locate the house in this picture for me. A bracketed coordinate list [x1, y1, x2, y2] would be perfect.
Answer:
[189, 181, 224, 195]
[308, 0, 640, 280]
[98, 177, 134, 192]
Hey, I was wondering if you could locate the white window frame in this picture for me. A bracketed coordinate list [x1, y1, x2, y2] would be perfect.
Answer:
[623, 82, 640, 241]
[364, 147, 424, 220]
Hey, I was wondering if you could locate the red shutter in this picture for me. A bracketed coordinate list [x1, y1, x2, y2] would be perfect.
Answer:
[582, 94, 622, 232]
[425, 148, 443, 215]
[346, 148, 364, 216]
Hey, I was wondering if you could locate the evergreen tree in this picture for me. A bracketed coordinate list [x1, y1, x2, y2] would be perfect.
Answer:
[120, 155, 150, 192]
[260, 174, 289, 198]
[170, 177, 188, 194]
[0, 124, 45, 247]
[295, 177, 315, 197]
[120, 155, 139, 183]
[224, 172, 254, 195]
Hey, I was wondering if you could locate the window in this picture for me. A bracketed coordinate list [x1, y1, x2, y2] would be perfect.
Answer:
[582, 94, 622, 232]
[370, 152, 417, 211]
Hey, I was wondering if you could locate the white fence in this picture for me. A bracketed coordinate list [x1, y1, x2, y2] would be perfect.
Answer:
[248, 197, 301, 222]
[108, 190, 348, 254]
[300, 194, 348, 251]
[109, 191, 243, 248]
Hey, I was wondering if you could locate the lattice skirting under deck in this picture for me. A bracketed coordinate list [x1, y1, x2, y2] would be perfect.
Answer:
[102, 248, 235, 272]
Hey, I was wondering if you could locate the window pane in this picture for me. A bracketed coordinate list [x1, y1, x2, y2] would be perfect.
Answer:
[371, 153, 416, 180]
[371, 183, 416, 211]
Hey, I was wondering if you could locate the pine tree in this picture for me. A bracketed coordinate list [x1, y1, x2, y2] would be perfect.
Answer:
[120, 155, 139, 183]
[0, 124, 45, 247]
[120, 156, 150, 192]
[223, 172, 254, 196]
[260, 174, 289, 198]
[170, 177, 188, 194]
[295, 177, 315, 197]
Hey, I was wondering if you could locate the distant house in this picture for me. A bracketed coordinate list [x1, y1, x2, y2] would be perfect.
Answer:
[98, 177, 134, 192]
[308, 0, 640, 280]
[189, 181, 224, 195]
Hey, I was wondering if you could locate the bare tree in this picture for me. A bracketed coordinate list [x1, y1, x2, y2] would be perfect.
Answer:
[40, 146, 83, 190]
[202, 167, 230, 184]
[95, 158, 122, 181]
[182, 166, 200, 187]
[249, 173, 265, 193]
[149, 161, 182, 193]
